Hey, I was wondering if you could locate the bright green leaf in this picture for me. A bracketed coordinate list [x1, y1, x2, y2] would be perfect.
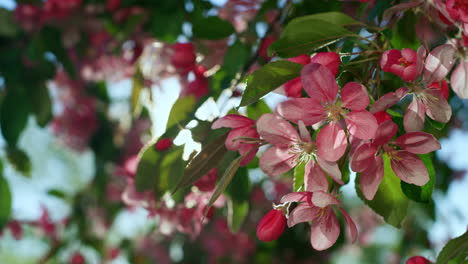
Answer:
[192, 16, 235, 40]
[356, 153, 409, 227]
[1, 88, 29, 146]
[294, 161, 306, 192]
[167, 96, 196, 130]
[401, 154, 435, 203]
[436, 230, 468, 264]
[240, 60, 303, 106]
[228, 199, 249, 233]
[131, 69, 144, 117]
[0, 173, 11, 229]
[246, 100, 271, 120]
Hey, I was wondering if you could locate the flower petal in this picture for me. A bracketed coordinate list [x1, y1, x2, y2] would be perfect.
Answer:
[277, 98, 325, 126]
[311, 191, 340, 208]
[316, 122, 347, 162]
[451, 60, 468, 99]
[424, 89, 452, 124]
[373, 120, 398, 146]
[212, 114, 254, 129]
[370, 87, 408, 113]
[345, 111, 378, 140]
[259, 146, 297, 177]
[280, 191, 312, 203]
[226, 127, 258, 151]
[338, 207, 358, 243]
[310, 209, 340, 251]
[390, 151, 429, 186]
[310, 52, 341, 77]
[360, 155, 384, 200]
[282, 77, 304, 97]
[287, 203, 317, 227]
[257, 113, 299, 146]
[301, 63, 339, 102]
[341, 82, 370, 111]
[350, 143, 378, 172]
[298, 120, 312, 142]
[305, 160, 329, 192]
[316, 157, 343, 185]
[404, 96, 426, 132]
[394, 132, 441, 154]
[423, 44, 456, 84]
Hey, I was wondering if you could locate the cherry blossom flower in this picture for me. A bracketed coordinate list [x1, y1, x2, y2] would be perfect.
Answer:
[280, 191, 357, 250]
[194, 168, 218, 192]
[170, 43, 196, 74]
[256, 113, 343, 186]
[256, 209, 286, 242]
[406, 256, 432, 264]
[277, 63, 378, 161]
[381, 49, 421, 82]
[211, 114, 259, 166]
[450, 60, 468, 99]
[351, 120, 440, 199]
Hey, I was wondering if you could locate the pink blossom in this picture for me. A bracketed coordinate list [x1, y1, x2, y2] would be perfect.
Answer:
[277, 63, 378, 161]
[194, 168, 218, 192]
[7, 220, 23, 240]
[170, 43, 196, 74]
[406, 256, 431, 264]
[450, 60, 468, 99]
[211, 114, 259, 166]
[256, 114, 343, 186]
[445, 0, 468, 23]
[280, 191, 357, 251]
[256, 209, 286, 242]
[259, 36, 276, 60]
[70, 252, 85, 264]
[351, 120, 440, 199]
[381, 49, 420, 82]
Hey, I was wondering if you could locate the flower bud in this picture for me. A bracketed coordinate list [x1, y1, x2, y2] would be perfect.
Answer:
[70, 252, 85, 264]
[406, 256, 431, 264]
[155, 138, 173, 152]
[256, 209, 286, 242]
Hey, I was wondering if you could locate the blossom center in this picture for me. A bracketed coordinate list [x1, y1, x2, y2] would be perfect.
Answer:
[325, 101, 345, 122]
[398, 57, 411, 67]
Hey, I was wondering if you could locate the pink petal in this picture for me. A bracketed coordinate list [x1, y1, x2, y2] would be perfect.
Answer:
[390, 151, 430, 186]
[423, 44, 456, 83]
[259, 146, 297, 177]
[287, 54, 311, 65]
[341, 82, 370, 111]
[338, 207, 358, 243]
[394, 132, 441, 154]
[451, 60, 468, 99]
[225, 127, 258, 151]
[404, 96, 426, 132]
[211, 114, 254, 129]
[370, 87, 408, 113]
[301, 63, 339, 103]
[416, 46, 427, 76]
[310, 209, 340, 251]
[310, 52, 341, 77]
[311, 191, 340, 208]
[373, 120, 398, 146]
[402, 64, 419, 82]
[298, 120, 312, 142]
[280, 191, 312, 203]
[277, 98, 326, 126]
[282, 77, 304, 97]
[257, 114, 299, 147]
[287, 203, 317, 227]
[345, 111, 378, 140]
[305, 160, 329, 192]
[360, 155, 384, 200]
[381, 49, 401, 72]
[350, 143, 378, 172]
[238, 144, 259, 167]
[424, 89, 452, 124]
[316, 157, 343, 185]
[316, 122, 347, 162]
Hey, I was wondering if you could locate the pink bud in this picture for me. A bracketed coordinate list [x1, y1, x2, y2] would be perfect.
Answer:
[70, 252, 85, 264]
[259, 36, 276, 60]
[310, 52, 341, 76]
[256, 209, 286, 242]
[195, 168, 217, 192]
[171, 43, 196, 73]
[373, 111, 392, 124]
[8, 221, 23, 240]
[406, 256, 431, 264]
[155, 138, 173, 152]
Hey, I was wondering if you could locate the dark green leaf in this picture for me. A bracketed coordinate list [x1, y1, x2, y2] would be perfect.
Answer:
[401, 154, 435, 203]
[390, 12, 419, 51]
[0, 8, 18, 37]
[166, 96, 196, 130]
[6, 147, 31, 177]
[269, 12, 358, 58]
[228, 199, 249, 233]
[192, 16, 235, 40]
[436, 230, 468, 264]
[29, 83, 52, 127]
[135, 142, 161, 192]
[173, 132, 229, 194]
[356, 154, 409, 227]
[47, 189, 67, 199]
[226, 167, 250, 202]
[151, 9, 184, 43]
[223, 39, 250, 77]
[294, 161, 306, 192]
[0, 173, 11, 229]
[240, 60, 303, 106]
[41, 26, 76, 78]
[1, 88, 29, 146]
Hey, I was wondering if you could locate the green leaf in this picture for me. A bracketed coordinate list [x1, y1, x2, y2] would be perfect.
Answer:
[240, 60, 303, 106]
[436, 230, 468, 264]
[166, 96, 196, 130]
[389, 12, 419, 51]
[6, 147, 31, 177]
[131, 69, 144, 117]
[1, 87, 29, 146]
[0, 173, 11, 229]
[192, 16, 235, 40]
[29, 83, 52, 127]
[223, 39, 250, 77]
[401, 154, 435, 203]
[294, 161, 306, 192]
[228, 199, 249, 233]
[356, 154, 409, 227]
[151, 9, 184, 43]
[173, 132, 229, 194]
[246, 100, 271, 120]
[41, 26, 76, 78]
[269, 12, 358, 58]
[226, 167, 250, 203]
[204, 154, 243, 218]
[0, 8, 18, 37]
